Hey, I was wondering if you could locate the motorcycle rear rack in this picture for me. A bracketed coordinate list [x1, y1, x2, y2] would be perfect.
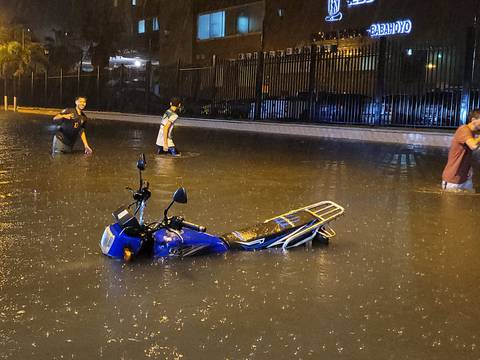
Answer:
[318, 224, 336, 239]
[264, 201, 345, 250]
[265, 201, 344, 227]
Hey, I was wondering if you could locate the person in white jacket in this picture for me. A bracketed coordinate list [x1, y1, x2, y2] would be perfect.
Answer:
[156, 97, 181, 156]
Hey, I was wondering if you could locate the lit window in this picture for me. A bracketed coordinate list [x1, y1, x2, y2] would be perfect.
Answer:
[226, 2, 263, 36]
[132, 0, 136, 5]
[210, 11, 225, 38]
[113, 0, 118, 7]
[197, 11, 225, 40]
[237, 14, 249, 33]
[197, 15, 210, 39]
[153, 17, 159, 31]
[138, 20, 145, 34]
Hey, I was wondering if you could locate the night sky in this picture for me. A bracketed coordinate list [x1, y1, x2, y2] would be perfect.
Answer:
[0, 0, 78, 39]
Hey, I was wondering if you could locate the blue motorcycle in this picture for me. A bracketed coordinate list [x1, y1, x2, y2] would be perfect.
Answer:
[100, 154, 345, 261]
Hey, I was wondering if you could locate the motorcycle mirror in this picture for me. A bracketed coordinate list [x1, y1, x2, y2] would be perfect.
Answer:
[164, 188, 187, 220]
[137, 153, 146, 171]
[172, 187, 187, 204]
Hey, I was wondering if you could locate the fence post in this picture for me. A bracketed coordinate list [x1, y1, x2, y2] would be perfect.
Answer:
[12, 76, 16, 111]
[308, 45, 318, 121]
[254, 51, 265, 120]
[96, 66, 100, 109]
[460, 26, 476, 124]
[374, 38, 387, 126]
[44, 70, 48, 107]
[120, 64, 125, 90]
[145, 60, 152, 113]
[59, 68, 63, 106]
[77, 64, 81, 96]
[17, 74, 21, 108]
[3, 77, 6, 111]
[175, 59, 181, 96]
[31, 71, 34, 105]
[211, 55, 217, 108]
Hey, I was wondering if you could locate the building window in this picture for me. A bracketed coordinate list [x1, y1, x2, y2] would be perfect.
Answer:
[132, 0, 136, 5]
[138, 19, 145, 34]
[197, 2, 263, 40]
[197, 11, 225, 40]
[153, 17, 159, 31]
[227, 2, 263, 35]
[237, 14, 249, 33]
[113, 0, 118, 7]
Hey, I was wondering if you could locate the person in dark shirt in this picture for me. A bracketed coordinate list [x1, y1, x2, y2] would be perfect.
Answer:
[52, 96, 93, 155]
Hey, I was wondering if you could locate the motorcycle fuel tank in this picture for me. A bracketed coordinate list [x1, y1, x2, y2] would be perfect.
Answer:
[153, 228, 228, 257]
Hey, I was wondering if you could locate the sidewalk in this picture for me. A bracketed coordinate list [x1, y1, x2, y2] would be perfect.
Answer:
[13, 106, 454, 148]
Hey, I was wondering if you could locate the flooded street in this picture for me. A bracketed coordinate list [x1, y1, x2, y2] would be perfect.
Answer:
[0, 112, 479, 359]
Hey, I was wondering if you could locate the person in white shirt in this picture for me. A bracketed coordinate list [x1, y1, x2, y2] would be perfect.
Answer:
[156, 97, 181, 156]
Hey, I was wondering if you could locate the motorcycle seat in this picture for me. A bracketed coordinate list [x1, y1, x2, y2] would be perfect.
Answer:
[221, 209, 318, 248]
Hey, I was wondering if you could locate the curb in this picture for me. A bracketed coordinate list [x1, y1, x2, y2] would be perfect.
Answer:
[12, 106, 453, 148]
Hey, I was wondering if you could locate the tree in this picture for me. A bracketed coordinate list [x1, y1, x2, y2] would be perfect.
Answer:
[79, 0, 125, 68]
[43, 30, 83, 72]
[0, 25, 48, 78]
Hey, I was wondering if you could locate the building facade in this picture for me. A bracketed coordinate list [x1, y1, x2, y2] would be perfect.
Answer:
[122, 0, 479, 65]
[114, 0, 193, 65]
[105, 0, 480, 126]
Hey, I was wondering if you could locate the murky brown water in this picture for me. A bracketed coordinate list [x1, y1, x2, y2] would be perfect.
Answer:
[1, 112, 479, 359]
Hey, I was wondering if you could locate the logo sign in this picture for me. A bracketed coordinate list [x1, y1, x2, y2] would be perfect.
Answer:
[326, 0, 375, 22]
[368, 19, 413, 37]
[325, 0, 343, 22]
[347, 0, 374, 6]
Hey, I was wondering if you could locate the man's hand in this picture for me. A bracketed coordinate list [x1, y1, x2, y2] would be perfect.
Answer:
[64, 113, 74, 119]
[84, 146, 93, 155]
[163, 145, 169, 152]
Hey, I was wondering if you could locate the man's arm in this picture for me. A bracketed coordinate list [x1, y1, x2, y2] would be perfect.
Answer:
[80, 131, 93, 154]
[53, 110, 73, 122]
[466, 137, 480, 150]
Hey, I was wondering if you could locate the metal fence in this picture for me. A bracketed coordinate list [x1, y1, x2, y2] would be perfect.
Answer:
[3, 31, 480, 128]
[176, 40, 468, 128]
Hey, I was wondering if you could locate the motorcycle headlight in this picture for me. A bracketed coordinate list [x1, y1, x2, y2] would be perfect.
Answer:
[100, 226, 115, 255]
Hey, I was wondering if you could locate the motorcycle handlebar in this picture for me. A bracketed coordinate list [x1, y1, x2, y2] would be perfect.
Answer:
[182, 220, 206, 233]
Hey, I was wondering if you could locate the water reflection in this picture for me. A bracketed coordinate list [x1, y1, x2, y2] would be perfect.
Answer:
[0, 113, 479, 359]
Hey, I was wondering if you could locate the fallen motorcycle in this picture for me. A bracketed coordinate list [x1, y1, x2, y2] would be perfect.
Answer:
[100, 154, 345, 261]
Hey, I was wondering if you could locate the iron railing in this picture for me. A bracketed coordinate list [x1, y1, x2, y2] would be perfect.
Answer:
[2, 33, 480, 128]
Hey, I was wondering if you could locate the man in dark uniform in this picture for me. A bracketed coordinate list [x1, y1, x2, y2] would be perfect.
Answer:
[52, 96, 93, 154]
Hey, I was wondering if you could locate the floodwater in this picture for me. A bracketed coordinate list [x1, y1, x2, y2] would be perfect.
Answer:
[0, 112, 479, 360]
